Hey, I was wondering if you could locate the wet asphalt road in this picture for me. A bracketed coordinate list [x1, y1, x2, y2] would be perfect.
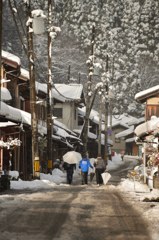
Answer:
[0, 159, 151, 240]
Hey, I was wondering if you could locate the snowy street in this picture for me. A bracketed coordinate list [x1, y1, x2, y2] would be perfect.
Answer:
[0, 156, 159, 240]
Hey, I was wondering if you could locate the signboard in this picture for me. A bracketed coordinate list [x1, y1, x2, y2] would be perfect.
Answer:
[108, 129, 112, 135]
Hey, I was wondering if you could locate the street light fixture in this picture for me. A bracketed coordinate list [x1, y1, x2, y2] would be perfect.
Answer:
[0, 79, 11, 83]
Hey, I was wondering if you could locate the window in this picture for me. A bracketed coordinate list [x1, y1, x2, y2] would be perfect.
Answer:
[54, 108, 63, 118]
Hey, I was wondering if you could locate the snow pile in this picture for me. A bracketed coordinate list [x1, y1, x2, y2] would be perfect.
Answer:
[8, 152, 125, 190]
[9, 171, 19, 180]
[119, 178, 150, 193]
[10, 168, 66, 190]
[107, 152, 124, 170]
[140, 188, 159, 202]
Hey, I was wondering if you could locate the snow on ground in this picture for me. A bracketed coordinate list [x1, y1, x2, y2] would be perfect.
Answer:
[8, 152, 126, 190]
[1, 153, 159, 239]
[117, 174, 159, 240]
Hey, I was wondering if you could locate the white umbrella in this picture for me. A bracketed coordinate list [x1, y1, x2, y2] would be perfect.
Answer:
[101, 172, 111, 185]
[63, 151, 82, 164]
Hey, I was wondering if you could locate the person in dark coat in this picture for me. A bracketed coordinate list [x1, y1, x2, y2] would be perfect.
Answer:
[79, 154, 94, 185]
[94, 154, 107, 186]
[62, 162, 76, 184]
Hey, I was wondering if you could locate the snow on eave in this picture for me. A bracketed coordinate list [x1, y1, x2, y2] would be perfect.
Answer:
[1, 87, 12, 101]
[53, 84, 83, 102]
[134, 117, 159, 137]
[20, 68, 30, 80]
[35, 81, 47, 94]
[96, 134, 113, 146]
[135, 85, 159, 102]
[115, 127, 134, 138]
[0, 121, 17, 128]
[54, 119, 77, 136]
[0, 101, 31, 125]
[2, 50, 21, 66]
[78, 107, 103, 124]
[88, 131, 97, 140]
[101, 133, 113, 146]
[73, 129, 97, 140]
[0, 102, 81, 146]
[125, 137, 136, 143]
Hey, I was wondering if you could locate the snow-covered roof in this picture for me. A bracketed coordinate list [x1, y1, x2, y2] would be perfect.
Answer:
[73, 129, 113, 146]
[78, 109, 140, 133]
[20, 68, 30, 80]
[1, 87, 12, 101]
[115, 127, 134, 138]
[134, 117, 159, 137]
[100, 133, 113, 146]
[135, 85, 159, 103]
[127, 117, 145, 126]
[2, 50, 21, 66]
[54, 119, 76, 136]
[73, 129, 97, 140]
[35, 82, 84, 102]
[0, 102, 80, 147]
[0, 121, 17, 128]
[101, 114, 135, 131]
[53, 84, 84, 102]
[1, 101, 31, 125]
[78, 107, 104, 125]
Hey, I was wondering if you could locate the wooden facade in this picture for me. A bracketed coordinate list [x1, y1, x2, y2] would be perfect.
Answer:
[146, 97, 159, 121]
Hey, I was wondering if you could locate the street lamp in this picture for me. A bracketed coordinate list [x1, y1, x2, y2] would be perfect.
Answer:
[0, 79, 11, 83]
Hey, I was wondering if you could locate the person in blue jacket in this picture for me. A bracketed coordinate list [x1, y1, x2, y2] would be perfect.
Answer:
[79, 154, 94, 185]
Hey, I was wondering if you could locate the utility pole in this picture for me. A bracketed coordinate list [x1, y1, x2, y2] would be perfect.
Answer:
[82, 25, 95, 154]
[47, 0, 53, 174]
[109, 57, 114, 141]
[98, 88, 102, 154]
[78, 72, 81, 84]
[104, 55, 109, 162]
[26, 1, 40, 179]
[0, 0, 2, 113]
[67, 64, 70, 84]
[80, 86, 99, 141]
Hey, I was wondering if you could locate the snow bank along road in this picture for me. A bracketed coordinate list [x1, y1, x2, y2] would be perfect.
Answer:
[0, 160, 151, 240]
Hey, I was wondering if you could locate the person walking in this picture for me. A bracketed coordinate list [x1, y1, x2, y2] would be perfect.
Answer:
[79, 154, 94, 185]
[94, 154, 107, 186]
[62, 162, 76, 184]
[121, 149, 125, 161]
